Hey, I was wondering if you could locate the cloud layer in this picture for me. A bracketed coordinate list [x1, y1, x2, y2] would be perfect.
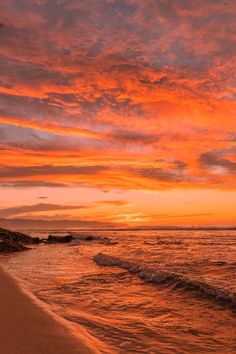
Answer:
[0, 0, 235, 192]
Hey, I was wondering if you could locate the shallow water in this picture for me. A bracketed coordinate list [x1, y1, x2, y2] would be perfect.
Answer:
[1, 230, 236, 353]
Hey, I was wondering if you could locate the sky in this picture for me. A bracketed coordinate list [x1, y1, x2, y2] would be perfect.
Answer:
[0, 0, 235, 227]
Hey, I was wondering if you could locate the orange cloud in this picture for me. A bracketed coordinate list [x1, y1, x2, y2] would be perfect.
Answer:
[0, 0, 235, 225]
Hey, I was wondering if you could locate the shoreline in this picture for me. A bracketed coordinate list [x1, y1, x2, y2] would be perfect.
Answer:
[0, 264, 102, 354]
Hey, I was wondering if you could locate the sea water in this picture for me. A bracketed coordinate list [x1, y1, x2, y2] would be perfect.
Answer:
[1, 230, 236, 353]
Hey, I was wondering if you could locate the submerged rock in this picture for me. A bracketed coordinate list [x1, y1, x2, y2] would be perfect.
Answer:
[74, 233, 117, 245]
[157, 240, 182, 245]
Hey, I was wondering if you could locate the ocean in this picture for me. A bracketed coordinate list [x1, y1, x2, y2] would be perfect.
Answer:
[1, 230, 236, 353]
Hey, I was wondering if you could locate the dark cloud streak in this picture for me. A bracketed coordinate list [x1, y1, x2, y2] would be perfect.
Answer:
[0, 203, 86, 218]
[0, 164, 109, 179]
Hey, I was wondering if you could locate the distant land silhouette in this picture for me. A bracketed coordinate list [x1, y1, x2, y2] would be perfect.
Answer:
[0, 218, 235, 231]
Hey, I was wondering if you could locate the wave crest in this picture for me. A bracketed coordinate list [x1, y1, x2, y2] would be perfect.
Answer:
[94, 253, 236, 310]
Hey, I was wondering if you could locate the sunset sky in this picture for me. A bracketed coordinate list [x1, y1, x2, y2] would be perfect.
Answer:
[0, 0, 235, 227]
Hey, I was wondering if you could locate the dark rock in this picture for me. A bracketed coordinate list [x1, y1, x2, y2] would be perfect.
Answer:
[46, 235, 74, 244]
[0, 227, 75, 253]
[0, 241, 29, 253]
[0, 227, 40, 253]
[84, 236, 94, 241]
[0, 227, 40, 245]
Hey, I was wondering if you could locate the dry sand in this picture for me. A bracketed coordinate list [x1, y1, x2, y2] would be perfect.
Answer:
[0, 265, 100, 354]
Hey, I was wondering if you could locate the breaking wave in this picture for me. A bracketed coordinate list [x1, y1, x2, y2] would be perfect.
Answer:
[94, 253, 236, 310]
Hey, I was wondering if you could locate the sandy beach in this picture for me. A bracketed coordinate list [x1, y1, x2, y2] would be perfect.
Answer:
[0, 265, 98, 354]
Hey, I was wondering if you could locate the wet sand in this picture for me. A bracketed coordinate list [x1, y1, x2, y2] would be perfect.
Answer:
[0, 265, 99, 354]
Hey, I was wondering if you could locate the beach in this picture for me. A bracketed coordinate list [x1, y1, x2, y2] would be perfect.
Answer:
[0, 265, 98, 354]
